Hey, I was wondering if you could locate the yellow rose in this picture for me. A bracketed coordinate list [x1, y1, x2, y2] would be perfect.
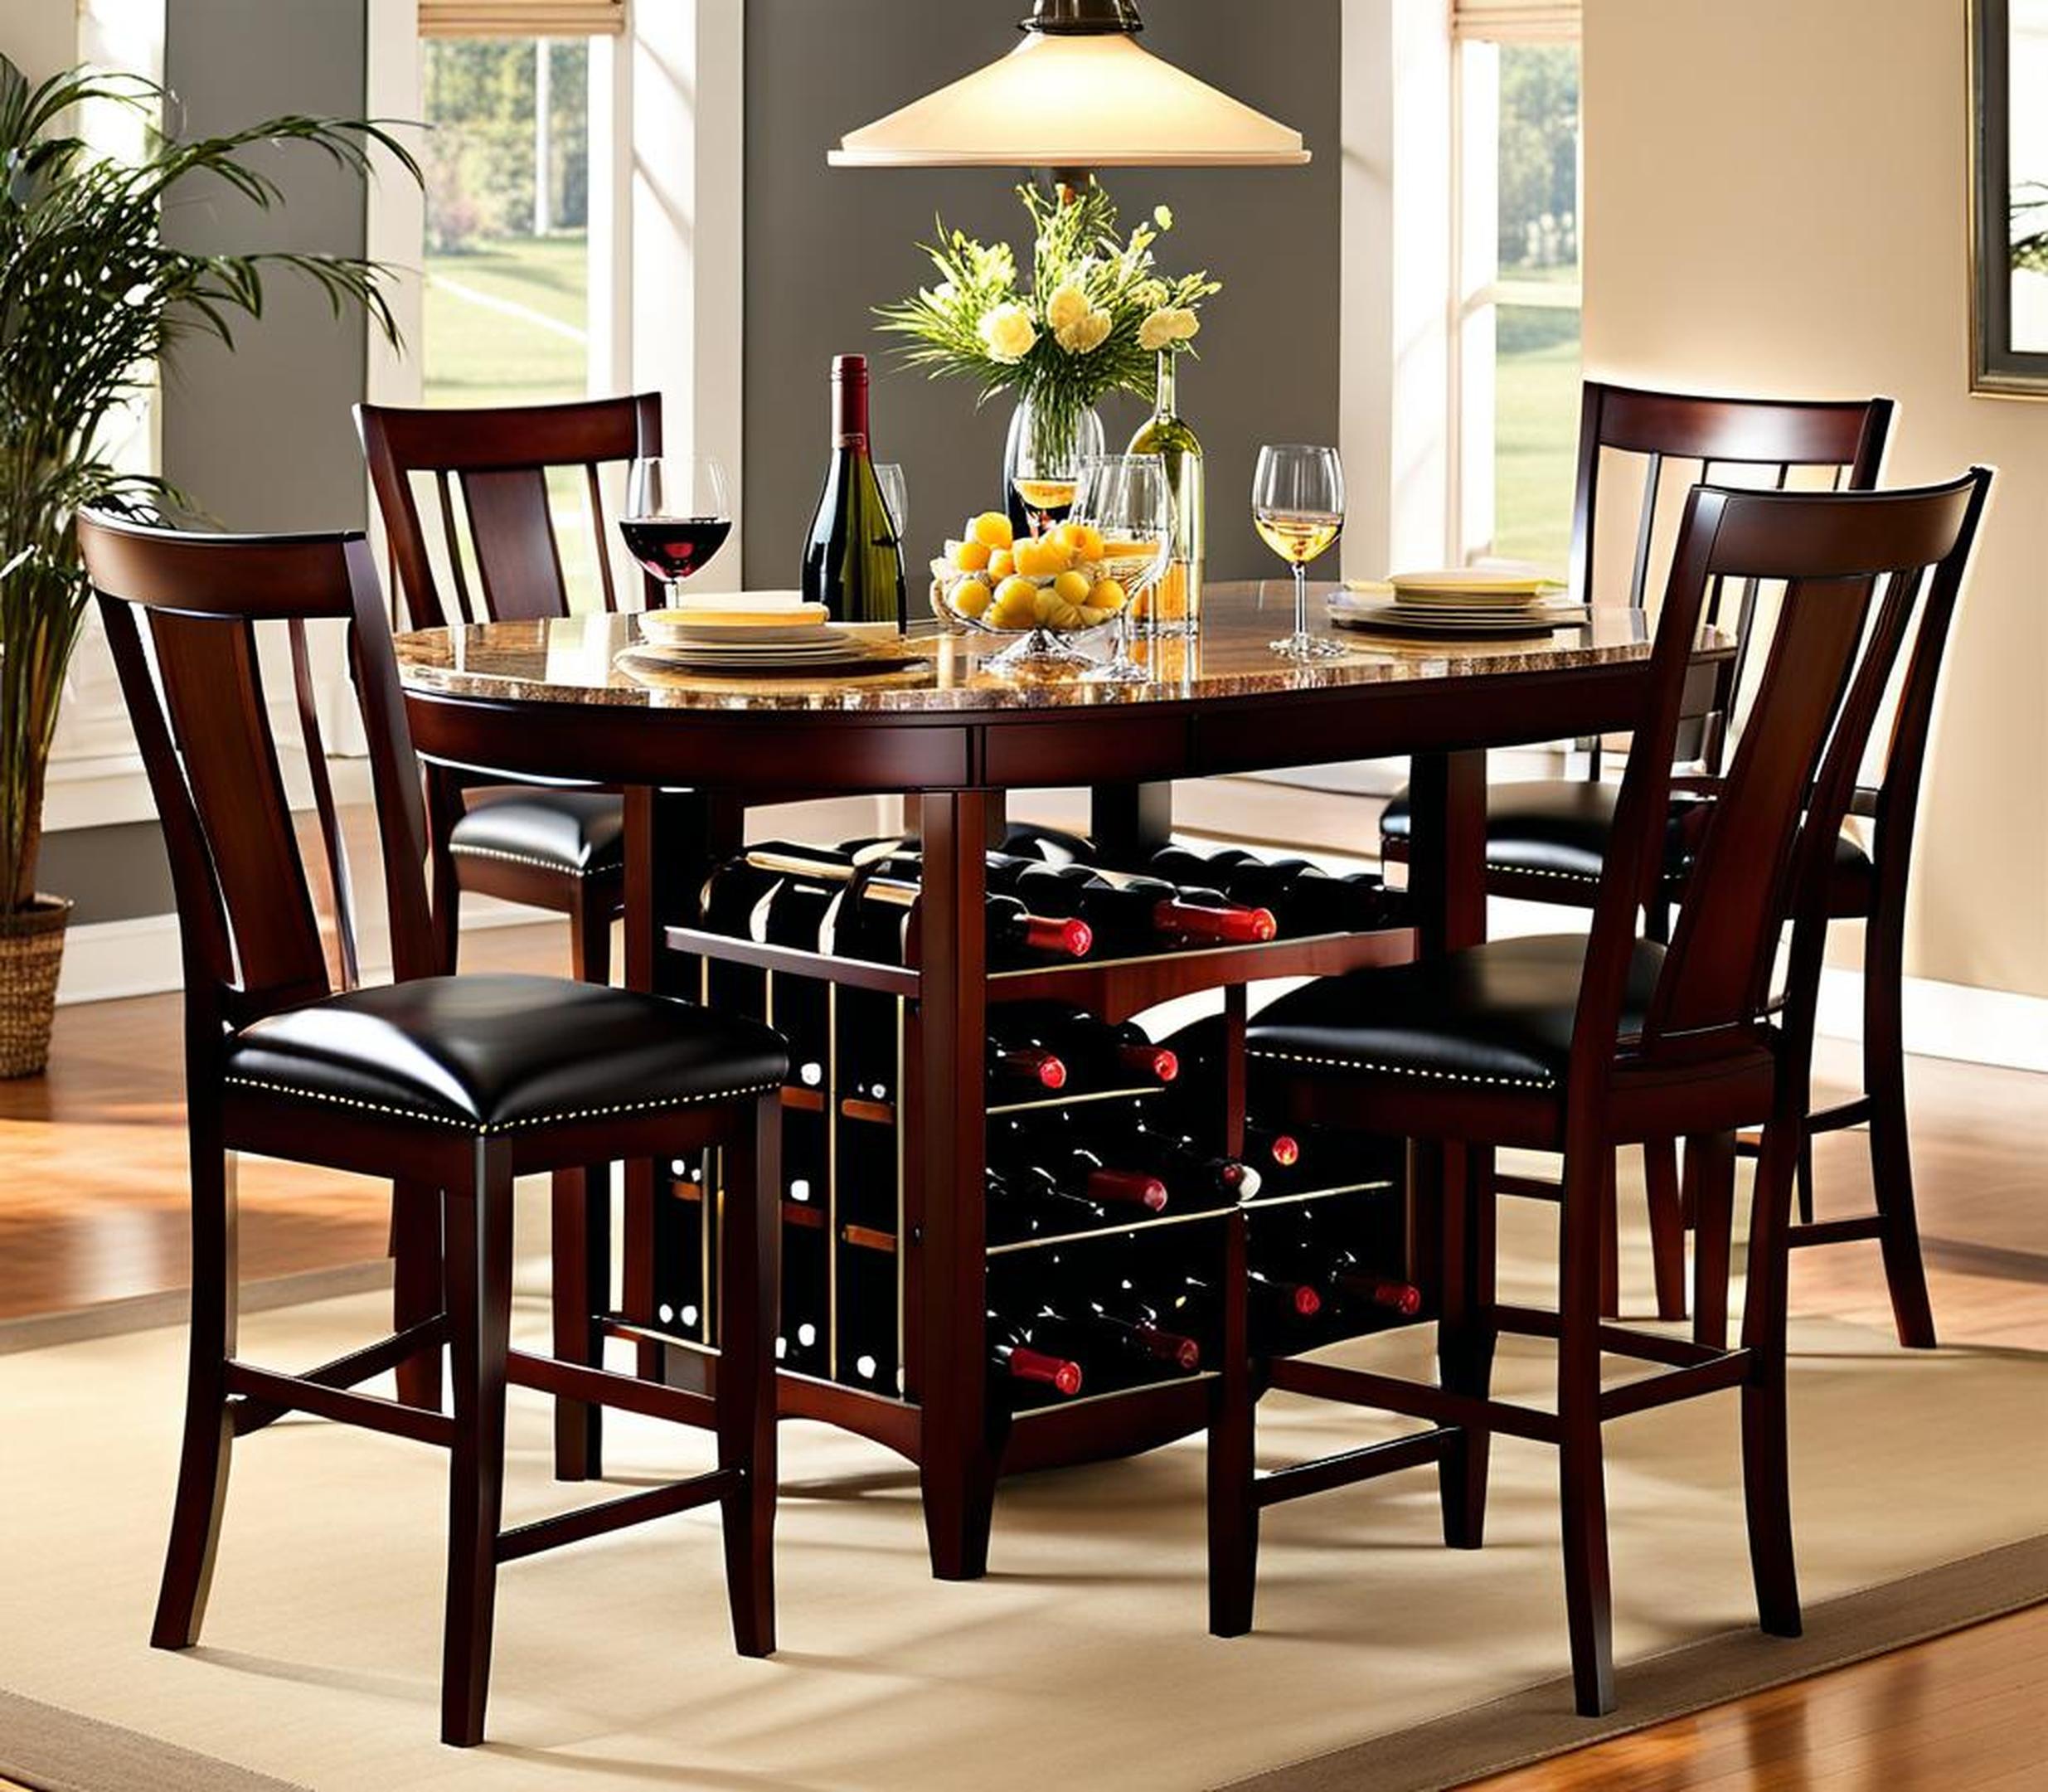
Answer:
[1138, 308, 1177, 353]
[979, 303, 1038, 364]
[1166, 307, 1201, 342]
[1056, 308, 1113, 355]
[1045, 282, 1092, 335]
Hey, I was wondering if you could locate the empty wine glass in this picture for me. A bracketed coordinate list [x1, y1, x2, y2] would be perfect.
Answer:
[621, 455, 733, 604]
[875, 463, 909, 546]
[1073, 454, 1172, 687]
[1252, 444, 1349, 660]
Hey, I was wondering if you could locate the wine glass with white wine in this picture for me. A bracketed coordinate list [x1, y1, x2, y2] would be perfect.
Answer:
[1252, 444, 1350, 660]
[1012, 409, 1106, 538]
[1072, 454, 1173, 687]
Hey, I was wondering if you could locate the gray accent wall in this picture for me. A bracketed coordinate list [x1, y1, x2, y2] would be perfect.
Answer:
[742, 0, 1342, 588]
[160, 0, 371, 532]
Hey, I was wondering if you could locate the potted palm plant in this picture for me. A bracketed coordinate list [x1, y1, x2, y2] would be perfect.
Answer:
[0, 57, 416, 1075]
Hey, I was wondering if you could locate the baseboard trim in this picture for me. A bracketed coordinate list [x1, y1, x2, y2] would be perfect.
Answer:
[1815, 966, 2048, 1076]
[52, 899, 544, 1008]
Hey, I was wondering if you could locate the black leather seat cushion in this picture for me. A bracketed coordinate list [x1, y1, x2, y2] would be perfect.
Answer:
[449, 789, 627, 878]
[1248, 935, 1666, 1093]
[224, 975, 787, 1134]
[1381, 778, 1872, 898]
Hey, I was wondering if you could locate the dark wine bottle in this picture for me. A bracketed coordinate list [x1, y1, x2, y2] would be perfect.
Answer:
[1170, 1268, 1323, 1349]
[993, 862, 1277, 952]
[985, 1164, 1120, 1241]
[988, 1310, 1084, 1396]
[821, 873, 1092, 971]
[998, 822, 1098, 868]
[988, 1120, 1170, 1213]
[985, 1003, 1179, 1090]
[756, 876, 834, 1089]
[800, 354, 906, 631]
[1027, 1300, 1201, 1377]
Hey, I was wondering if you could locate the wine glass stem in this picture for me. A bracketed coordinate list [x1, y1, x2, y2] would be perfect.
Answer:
[1293, 562, 1310, 641]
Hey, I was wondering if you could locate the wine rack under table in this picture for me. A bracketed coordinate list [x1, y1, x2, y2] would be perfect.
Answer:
[622, 905, 1428, 1574]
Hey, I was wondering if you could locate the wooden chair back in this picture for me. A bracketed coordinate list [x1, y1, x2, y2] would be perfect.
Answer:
[75, 514, 438, 1037]
[1571, 383, 1895, 770]
[357, 394, 663, 630]
[1572, 469, 1992, 1074]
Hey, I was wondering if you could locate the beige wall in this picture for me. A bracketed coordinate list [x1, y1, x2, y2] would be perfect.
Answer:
[1584, 0, 2048, 999]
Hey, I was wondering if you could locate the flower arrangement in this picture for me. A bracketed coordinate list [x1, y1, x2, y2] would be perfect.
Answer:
[877, 182, 1218, 470]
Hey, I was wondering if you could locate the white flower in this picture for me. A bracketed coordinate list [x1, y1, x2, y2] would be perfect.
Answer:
[1056, 308, 1113, 355]
[1046, 281, 1093, 334]
[1153, 204, 1175, 230]
[978, 303, 1038, 363]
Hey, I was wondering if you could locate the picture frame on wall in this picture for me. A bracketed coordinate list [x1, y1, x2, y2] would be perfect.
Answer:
[1971, 0, 2048, 395]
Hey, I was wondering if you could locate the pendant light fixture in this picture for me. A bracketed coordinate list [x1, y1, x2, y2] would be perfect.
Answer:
[829, 0, 1311, 174]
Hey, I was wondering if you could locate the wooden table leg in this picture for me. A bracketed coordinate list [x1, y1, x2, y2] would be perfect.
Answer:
[1091, 782, 1175, 862]
[915, 789, 997, 1581]
[1402, 750, 1488, 1524]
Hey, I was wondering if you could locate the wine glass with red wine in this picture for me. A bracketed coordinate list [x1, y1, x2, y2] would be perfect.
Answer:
[622, 456, 733, 602]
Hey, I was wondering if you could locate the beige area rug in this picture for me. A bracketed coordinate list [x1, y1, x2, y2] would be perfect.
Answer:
[2, 1187, 2043, 1792]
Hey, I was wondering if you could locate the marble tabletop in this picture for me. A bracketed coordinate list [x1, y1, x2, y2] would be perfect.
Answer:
[394, 581, 1715, 718]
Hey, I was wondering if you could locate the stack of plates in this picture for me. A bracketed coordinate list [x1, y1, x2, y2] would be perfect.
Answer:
[1334, 566, 1585, 637]
[634, 601, 874, 671]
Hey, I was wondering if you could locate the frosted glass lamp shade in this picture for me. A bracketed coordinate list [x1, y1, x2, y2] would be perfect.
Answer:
[829, 31, 1311, 170]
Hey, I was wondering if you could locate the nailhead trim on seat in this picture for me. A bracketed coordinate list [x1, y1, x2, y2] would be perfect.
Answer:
[448, 843, 614, 878]
[222, 1075, 783, 1134]
[1246, 1047, 1555, 1091]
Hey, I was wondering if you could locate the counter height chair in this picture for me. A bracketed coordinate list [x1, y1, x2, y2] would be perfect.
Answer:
[1215, 470, 1992, 1717]
[1380, 384, 1895, 1326]
[78, 512, 788, 1747]
[359, 395, 667, 1475]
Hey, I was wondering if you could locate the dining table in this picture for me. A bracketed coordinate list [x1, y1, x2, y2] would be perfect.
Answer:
[395, 579, 1735, 1582]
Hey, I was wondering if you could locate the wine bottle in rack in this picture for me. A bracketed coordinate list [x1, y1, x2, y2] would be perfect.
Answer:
[828, 874, 1093, 972]
[800, 353, 906, 631]
[984, 1003, 1180, 1091]
[998, 822, 1099, 868]
[985, 1164, 1121, 1243]
[1020, 1299, 1201, 1382]
[988, 1121, 1170, 1214]
[757, 875, 836, 1089]
[988, 1310, 1085, 1398]
[1243, 1124, 1305, 1197]
[1169, 1266, 1323, 1351]
[988, 860, 1278, 952]
[696, 857, 781, 1020]
[1149, 844, 1393, 939]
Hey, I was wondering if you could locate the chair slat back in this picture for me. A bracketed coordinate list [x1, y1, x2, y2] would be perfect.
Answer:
[1570, 384, 1895, 772]
[357, 393, 664, 629]
[1574, 470, 1992, 1071]
[75, 515, 437, 1032]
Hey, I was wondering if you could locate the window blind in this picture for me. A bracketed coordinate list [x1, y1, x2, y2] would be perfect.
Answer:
[419, 0, 625, 36]
[1450, 0, 1580, 40]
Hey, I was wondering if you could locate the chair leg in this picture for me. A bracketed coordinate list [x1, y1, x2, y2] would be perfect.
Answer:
[716, 1094, 781, 1658]
[441, 1141, 514, 1748]
[1643, 1140, 1689, 1322]
[392, 1180, 444, 1412]
[1795, 1134, 1817, 1227]
[1597, 1153, 1621, 1319]
[1438, 1144, 1497, 1550]
[153, 1132, 238, 1652]
[550, 1167, 609, 1481]
[1864, 918, 1938, 1349]
[1689, 1132, 1736, 1350]
[1740, 1113, 1802, 1641]
[425, 767, 464, 977]
[1558, 1144, 1616, 1717]
[1208, 1210, 1258, 1635]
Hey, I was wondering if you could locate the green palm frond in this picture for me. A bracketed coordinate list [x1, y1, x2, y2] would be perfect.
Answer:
[0, 56, 422, 911]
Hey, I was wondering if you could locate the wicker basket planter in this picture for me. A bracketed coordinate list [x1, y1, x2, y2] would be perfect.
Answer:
[0, 896, 73, 1078]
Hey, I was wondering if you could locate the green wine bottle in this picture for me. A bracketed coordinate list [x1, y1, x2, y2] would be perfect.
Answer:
[1127, 347, 1205, 630]
[801, 354, 908, 631]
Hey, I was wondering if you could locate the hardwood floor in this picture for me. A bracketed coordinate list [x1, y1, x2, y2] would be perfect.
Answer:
[1, 924, 2041, 1789]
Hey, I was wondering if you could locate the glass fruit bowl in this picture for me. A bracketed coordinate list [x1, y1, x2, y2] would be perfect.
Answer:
[929, 512, 1132, 672]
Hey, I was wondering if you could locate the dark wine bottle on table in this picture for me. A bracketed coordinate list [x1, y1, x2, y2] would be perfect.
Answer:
[800, 353, 906, 631]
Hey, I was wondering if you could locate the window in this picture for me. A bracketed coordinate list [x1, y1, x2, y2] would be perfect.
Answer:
[418, 36, 594, 409]
[1452, 7, 1582, 572]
